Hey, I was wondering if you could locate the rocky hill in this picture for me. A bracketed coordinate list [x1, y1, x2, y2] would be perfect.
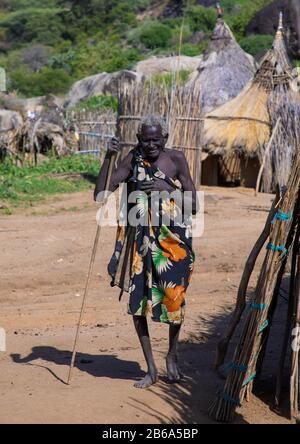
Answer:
[0, 0, 297, 99]
[246, 0, 300, 57]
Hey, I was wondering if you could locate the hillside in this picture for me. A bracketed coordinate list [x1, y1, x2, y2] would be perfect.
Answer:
[0, 0, 296, 98]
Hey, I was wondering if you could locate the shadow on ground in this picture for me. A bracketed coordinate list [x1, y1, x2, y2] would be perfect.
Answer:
[10, 347, 143, 385]
[128, 306, 250, 424]
[81, 172, 97, 184]
[10, 281, 291, 424]
[126, 282, 293, 424]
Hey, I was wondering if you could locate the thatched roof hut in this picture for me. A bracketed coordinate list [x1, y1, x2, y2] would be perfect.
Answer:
[202, 14, 299, 191]
[204, 14, 296, 154]
[186, 18, 257, 114]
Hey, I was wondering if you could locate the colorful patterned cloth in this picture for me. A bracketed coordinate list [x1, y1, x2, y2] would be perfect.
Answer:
[108, 148, 195, 325]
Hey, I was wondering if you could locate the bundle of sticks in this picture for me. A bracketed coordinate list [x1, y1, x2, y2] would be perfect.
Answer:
[167, 86, 203, 188]
[210, 142, 300, 422]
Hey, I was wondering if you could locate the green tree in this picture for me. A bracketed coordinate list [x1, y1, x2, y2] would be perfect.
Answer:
[0, 8, 66, 46]
[69, 41, 141, 78]
[138, 21, 173, 49]
[239, 34, 273, 56]
[10, 66, 73, 97]
[185, 5, 216, 34]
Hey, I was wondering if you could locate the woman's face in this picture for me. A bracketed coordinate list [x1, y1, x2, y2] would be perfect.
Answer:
[137, 125, 168, 160]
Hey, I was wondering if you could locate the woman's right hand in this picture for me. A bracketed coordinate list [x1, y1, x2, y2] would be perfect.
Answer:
[107, 137, 121, 156]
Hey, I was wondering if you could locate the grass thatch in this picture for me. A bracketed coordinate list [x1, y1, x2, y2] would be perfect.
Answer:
[261, 91, 300, 192]
[186, 18, 256, 114]
[204, 83, 270, 155]
[203, 16, 298, 160]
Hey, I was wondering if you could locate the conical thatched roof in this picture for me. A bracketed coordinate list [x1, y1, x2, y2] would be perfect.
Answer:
[254, 12, 293, 91]
[186, 18, 257, 114]
[203, 13, 298, 156]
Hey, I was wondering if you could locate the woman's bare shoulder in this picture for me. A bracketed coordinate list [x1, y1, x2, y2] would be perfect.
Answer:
[119, 149, 134, 166]
[166, 148, 186, 163]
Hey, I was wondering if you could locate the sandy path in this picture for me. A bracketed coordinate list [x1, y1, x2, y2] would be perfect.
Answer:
[0, 187, 291, 424]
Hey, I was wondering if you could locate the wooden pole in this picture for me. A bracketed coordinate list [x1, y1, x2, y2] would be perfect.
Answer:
[67, 153, 116, 385]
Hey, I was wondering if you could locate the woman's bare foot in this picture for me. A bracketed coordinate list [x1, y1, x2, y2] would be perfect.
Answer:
[166, 353, 184, 382]
[134, 368, 158, 389]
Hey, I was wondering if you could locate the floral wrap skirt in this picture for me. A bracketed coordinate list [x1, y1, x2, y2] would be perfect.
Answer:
[108, 149, 195, 325]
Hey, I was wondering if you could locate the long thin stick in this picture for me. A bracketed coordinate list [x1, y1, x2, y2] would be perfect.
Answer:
[290, 236, 300, 420]
[214, 190, 280, 370]
[275, 219, 300, 405]
[255, 117, 281, 196]
[67, 154, 116, 385]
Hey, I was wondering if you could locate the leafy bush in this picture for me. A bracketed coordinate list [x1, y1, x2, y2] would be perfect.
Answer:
[221, 0, 249, 14]
[146, 69, 192, 89]
[169, 23, 193, 47]
[106, 3, 137, 31]
[0, 8, 66, 47]
[138, 21, 172, 49]
[131, 0, 151, 11]
[180, 41, 208, 57]
[185, 5, 216, 34]
[71, 95, 118, 112]
[0, 155, 100, 206]
[239, 34, 273, 56]
[10, 66, 73, 96]
[70, 42, 141, 78]
[6, 0, 58, 9]
[49, 49, 76, 74]
[21, 44, 51, 72]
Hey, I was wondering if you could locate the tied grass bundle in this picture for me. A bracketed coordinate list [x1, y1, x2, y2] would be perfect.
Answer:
[209, 141, 300, 423]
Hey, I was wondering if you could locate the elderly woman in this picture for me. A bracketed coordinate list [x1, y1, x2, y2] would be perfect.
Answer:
[94, 115, 198, 389]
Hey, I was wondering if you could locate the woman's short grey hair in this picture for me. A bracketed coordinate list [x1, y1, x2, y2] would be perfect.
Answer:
[137, 115, 168, 137]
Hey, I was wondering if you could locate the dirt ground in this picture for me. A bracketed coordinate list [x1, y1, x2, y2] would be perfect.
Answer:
[0, 186, 292, 424]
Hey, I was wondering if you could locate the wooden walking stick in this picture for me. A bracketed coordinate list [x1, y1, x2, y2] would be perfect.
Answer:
[67, 152, 117, 385]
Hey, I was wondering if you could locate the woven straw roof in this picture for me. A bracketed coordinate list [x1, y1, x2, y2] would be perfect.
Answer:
[203, 13, 298, 156]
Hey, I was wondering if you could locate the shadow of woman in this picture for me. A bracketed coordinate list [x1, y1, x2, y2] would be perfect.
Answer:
[10, 346, 143, 385]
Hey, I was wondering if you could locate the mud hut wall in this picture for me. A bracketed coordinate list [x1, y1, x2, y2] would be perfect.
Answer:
[218, 153, 242, 185]
[240, 156, 260, 188]
[201, 153, 260, 188]
[201, 155, 219, 186]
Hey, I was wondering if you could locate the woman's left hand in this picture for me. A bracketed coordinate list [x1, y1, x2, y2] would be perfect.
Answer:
[139, 178, 174, 193]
